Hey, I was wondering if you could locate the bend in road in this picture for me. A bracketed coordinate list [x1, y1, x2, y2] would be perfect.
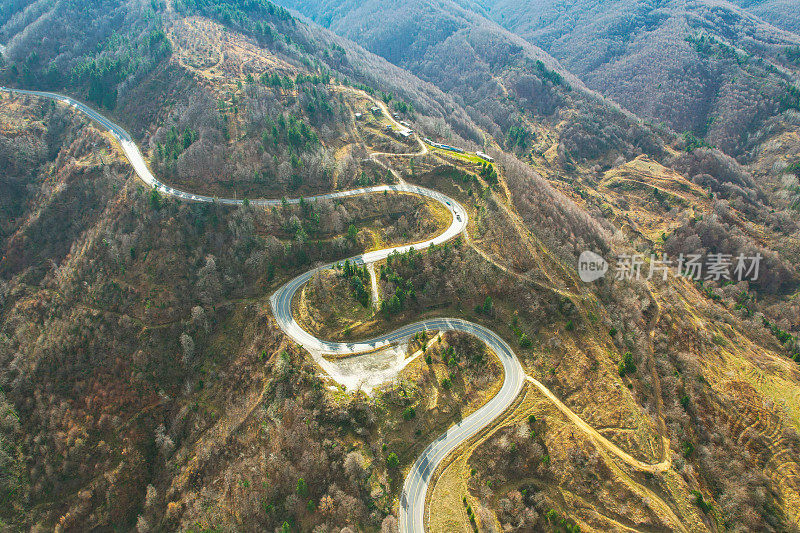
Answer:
[0, 86, 501, 533]
[1, 86, 673, 533]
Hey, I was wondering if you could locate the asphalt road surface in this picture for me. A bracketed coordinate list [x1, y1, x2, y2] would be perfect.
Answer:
[1, 86, 526, 532]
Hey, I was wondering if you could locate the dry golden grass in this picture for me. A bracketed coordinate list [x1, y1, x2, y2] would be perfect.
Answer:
[297, 269, 375, 339]
[667, 278, 800, 526]
[598, 155, 710, 243]
[0, 96, 47, 136]
[169, 16, 295, 82]
[428, 383, 676, 532]
[427, 455, 474, 533]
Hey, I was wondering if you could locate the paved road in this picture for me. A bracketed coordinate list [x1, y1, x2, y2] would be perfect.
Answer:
[1, 86, 526, 532]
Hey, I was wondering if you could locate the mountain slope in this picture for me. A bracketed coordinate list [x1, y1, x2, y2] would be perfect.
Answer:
[477, 0, 800, 156]
[727, 0, 800, 34]
[1, 1, 799, 532]
[278, 0, 678, 172]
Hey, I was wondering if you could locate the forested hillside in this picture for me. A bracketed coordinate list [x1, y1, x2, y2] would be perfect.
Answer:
[476, 0, 800, 157]
[277, 0, 800, 289]
[727, 0, 800, 34]
[1, 0, 799, 531]
[0, 88, 468, 531]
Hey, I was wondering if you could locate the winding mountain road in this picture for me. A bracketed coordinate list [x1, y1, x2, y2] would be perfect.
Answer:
[1, 86, 522, 532]
[1, 86, 672, 533]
